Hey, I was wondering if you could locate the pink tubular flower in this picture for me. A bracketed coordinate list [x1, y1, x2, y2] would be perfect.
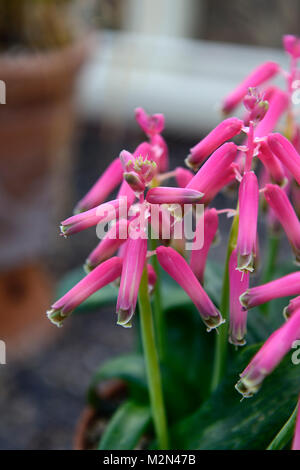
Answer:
[185, 118, 243, 170]
[133, 141, 154, 160]
[264, 184, 300, 263]
[186, 142, 237, 204]
[222, 61, 280, 114]
[156, 246, 224, 331]
[135, 107, 165, 137]
[283, 35, 300, 59]
[240, 271, 300, 310]
[190, 208, 218, 284]
[74, 159, 123, 213]
[85, 219, 129, 272]
[254, 89, 289, 138]
[124, 172, 146, 194]
[150, 134, 169, 173]
[283, 295, 300, 319]
[175, 167, 193, 187]
[146, 186, 203, 205]
[257, 141, 286, 185]
[147, 264, 157, 295]
[116, 237, 147, 328]
[268, 133, 300, 185]
[228, 249, 250, 346]
[237, 171, 259, 272]
[292, 396, 300, 450]
[117, 180, 136, 207]
[60, 199, 127, 237]
[235, 308, 300, 398]
[243, 87, 269, 123]
[47, 257, 123, 327]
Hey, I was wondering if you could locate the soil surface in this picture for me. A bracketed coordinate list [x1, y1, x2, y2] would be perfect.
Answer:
[0, 305, 133, 450]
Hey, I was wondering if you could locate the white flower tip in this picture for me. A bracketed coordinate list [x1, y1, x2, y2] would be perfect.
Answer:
[46, 308, 65, 328]
[185, 155, 198, 172]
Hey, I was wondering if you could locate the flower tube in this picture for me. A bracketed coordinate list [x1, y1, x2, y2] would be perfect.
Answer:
[240, 271, 300, 310]
[117, 180, 137, 207]
[175, 167, 194, 187]
[150, 133, 169, 172]
[116, 237, 148, 327]
[186, 118, 243, 170]
[236, 308, 300, 397]
[190, 208, 218, 284]
[229, 249, 250, 346]
[264, 184, 300, 262]
[146, 187, 203, 205]
[47, 257, 123, 327]
[135, 107, 165, 137]
[60, 199, 127, 237]
[74, 158, 123, 213]
[222, 61, 279, 114]
[156, 246, 224, 331]
[237, 171, 259, 272]
[147, 264, 157, 295]
[283, 35, 300, 59]
[268, 133, 300, 185]
[186, 142, 237, 204]
[85, 219, 130, 272]
[257, 141, 286, 185]
[283, 295, 300, 319]
[254, 89, 289, 138]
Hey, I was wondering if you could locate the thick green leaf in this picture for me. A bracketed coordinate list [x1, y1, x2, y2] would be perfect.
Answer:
[172, 344, 300, 450]
[98, 400, 151, 450]
[87, 354, 147, 407]
[267, 404, 298, 450]
[163, 304, 214, 408]
[246, 261, 300, 344]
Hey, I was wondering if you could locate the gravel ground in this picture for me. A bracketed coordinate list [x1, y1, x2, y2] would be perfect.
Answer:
[0, 305, 134, 450]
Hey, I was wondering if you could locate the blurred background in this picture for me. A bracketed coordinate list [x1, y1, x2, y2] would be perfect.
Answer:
[0, 0, 298, 449]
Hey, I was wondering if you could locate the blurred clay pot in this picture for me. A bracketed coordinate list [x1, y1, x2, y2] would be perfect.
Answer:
[0, 41, 88, 197]
[74, 379, 127, 450]
[0, 41, 89, 347]
[74, 379, 152, 450]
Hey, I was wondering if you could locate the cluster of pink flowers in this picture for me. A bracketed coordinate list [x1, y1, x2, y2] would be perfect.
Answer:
[47, 35, 300, 449]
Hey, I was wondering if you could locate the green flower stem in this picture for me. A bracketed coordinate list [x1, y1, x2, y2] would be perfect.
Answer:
[260, 232, 280, 314]
[138, 265, 169, 449]
[150, 238, 167, 362]
[210, 213, 239, 392]
[267, 404, 298, 450]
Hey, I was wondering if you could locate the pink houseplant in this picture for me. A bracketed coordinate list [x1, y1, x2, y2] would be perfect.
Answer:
[49, 35, 300, 450]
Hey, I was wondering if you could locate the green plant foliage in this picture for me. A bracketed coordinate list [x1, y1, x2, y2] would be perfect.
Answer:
[98, 400, 151, 450]
[87, 354, 148, 408]
[59, 260, 300, 449]
[171, 345, 300, 450]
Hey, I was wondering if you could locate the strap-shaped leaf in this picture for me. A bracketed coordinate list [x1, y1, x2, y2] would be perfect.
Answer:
[98, 400, 151, 450]
[87, 354, 147, 407]
[172, 345, 300, 450]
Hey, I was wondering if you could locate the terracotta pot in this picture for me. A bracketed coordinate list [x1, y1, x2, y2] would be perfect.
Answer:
[0, 40, 89, 348]
[0, 40, 88, 198]
[0, 262, 55, 358]
[74, 379, 128, 450]
[74, 378, 153, 451]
